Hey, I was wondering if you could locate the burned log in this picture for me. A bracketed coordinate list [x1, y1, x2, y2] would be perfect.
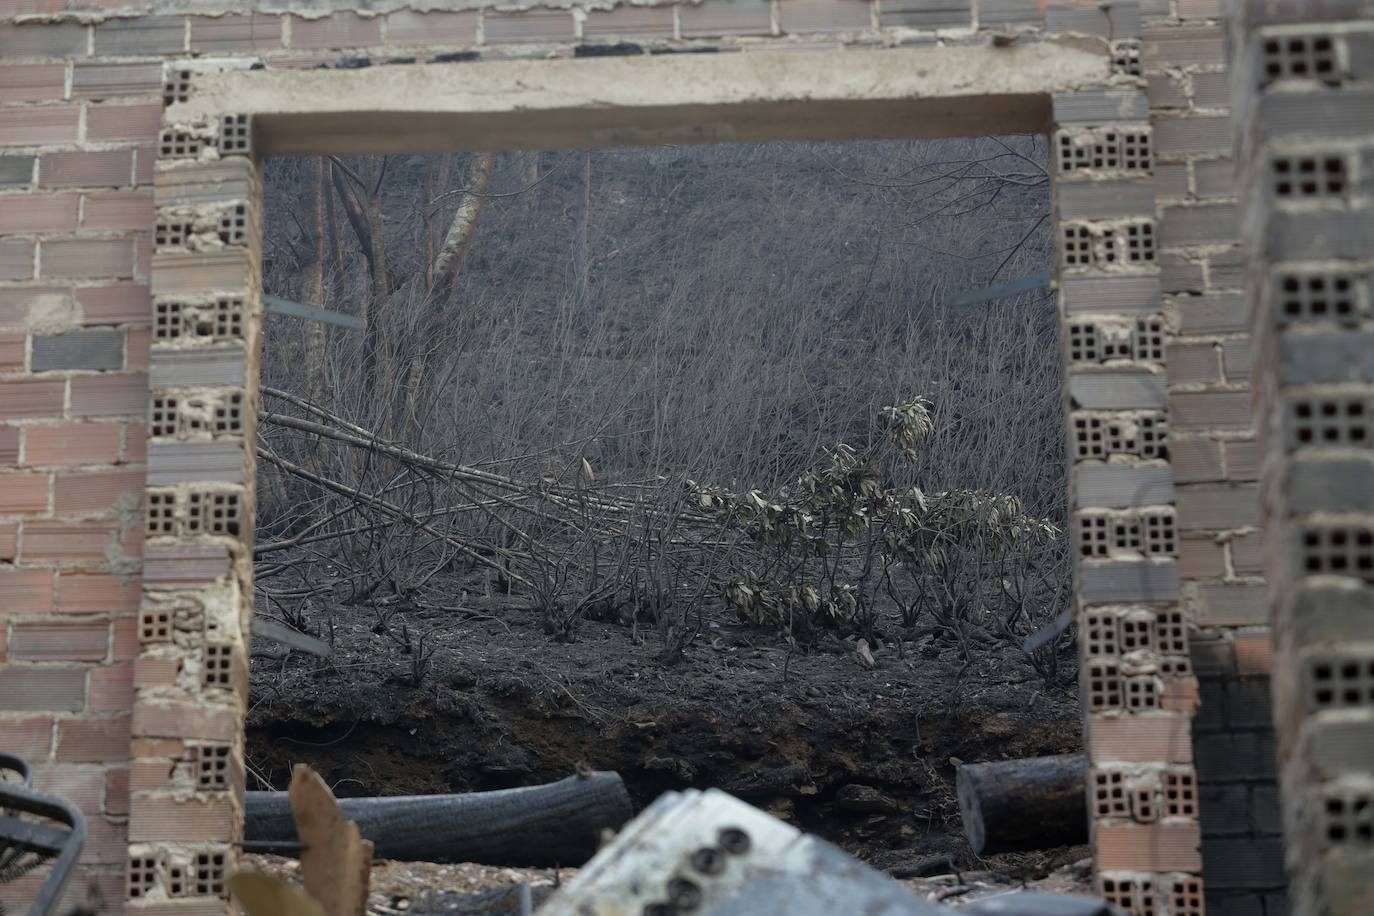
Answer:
[956, 753, 1087, 856]
[245, 771, 633, 867]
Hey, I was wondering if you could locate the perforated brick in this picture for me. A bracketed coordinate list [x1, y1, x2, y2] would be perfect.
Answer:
[1125, 676, 1160, 711]
[193, 850, 227, 896]
[1070, 322, 1101, 362]
[1133, 318, 1166, 362]
[154, 301, 184, 341]
[159, 129, 204, 160]
[212, 391, 245, 435]
[1113, 39, 1142, 77]
[1089, 660, 1124, 712]
[1133, 784, 1158, 822]
[217, 115, 251, 155]
[1081, 513, 1111, 558]
[217, 204, 249, 246]
[1261, 31, 1340, 87]
[151, 396, 179, 437]
[1273, 270, 1362, 325]
[1100, 875, 1156, 916]
[187, 490, 242, 538]
[1272, 153, 1348, 200]
[1170, 876, 1204, 916]
[1074, 414, 1107, 458]
[1164, 770, 1197, 818]
[1144, 512, 1177, 557]
[1300, 523, 1374, 581]
[1307, 652, 1374, 710]
[1287, 394, 1370, 448]
[1157, 609, 1188, 657]
[1057, 128, 1153, 175]
[1120, 613, 1156, 653]
[1321, 785, 1374, 845]
[1094, 769, 1131, 818]
[192, 743, 231, 790]
[164, 68, 192, 106]
[147, 490, 176, 536]
[202, 643, 233, 689]
[128, 853, 161, 899]
[1086, 610, 1120, 657]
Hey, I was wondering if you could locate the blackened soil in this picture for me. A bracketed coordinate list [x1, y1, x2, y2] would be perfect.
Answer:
[246, 570, 1080, 872]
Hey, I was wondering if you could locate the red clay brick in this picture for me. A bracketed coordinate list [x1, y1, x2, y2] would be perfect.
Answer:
[0, 568, 54, 614]
[53, 468, 144, 515]
[1230, 531, 1264, 575]
[0, 624, 6, 660]
[126, 325, 149, 369]
[129, 756, 176, 789]
[88, 661, 133, 711]
[0, 0, 65, 16]
[0, 716, 54, 759]
[582, 5, 675, 40]
[20, 519, 117, 562]
[0, 331, 22, 370]
[133, 653, 180, 688]
[0, 471, 51, 513]
[0, 378, 64, 420]
[483, 8, 575, 44]
[25, 423, 123, 467]
[0, 105, 80, 146]
[1095, 822, 1201, 872]
[0, 521, 16, 560]
[134, 232, 150, 280]
[132, 144, 154, 186]
[10, 620, 109, 661]
[0, 427, 17, 463]
[130, 736, 183, 759]
[69, 371, 146, 417]
[39, 149, 133, 189]
[122, 422, 147, 463]
[71, 62, 163, 101]
[77, 814, 126, 865]
[58, 572, 140, 614]
[1180, 535, 1227, 579]
[779, 0, 872, 33]
[1235, 631, 1275, 675]
[0, 192, 79, 233]
[1089, 715, 1194, 764]
[0, 238, 34, 280]
[56, 715, 130, 762]
[0, 63, 66, 102]
[1162, 676, 1200, 712]
[82, 189, 154, 231]
[75, 282, 150, 325]
[128, 794, 233, 842]
[31, 762, 106, 813]
[384, 9, 478, 45]
[0, 665, 85, 711]
[85, 101, 162, 142]
[41, 237, 135, 280]
[0, 286, 68, 327]
[133, 699, 237, 741]
[190, 12, 283, 51]
[104, 765, 129, 815]
[288, 12, 381, 49]
[0, 21, 88, 60]
[111, 614, 137, 660]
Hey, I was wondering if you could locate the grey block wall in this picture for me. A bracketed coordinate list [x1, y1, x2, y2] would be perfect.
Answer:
[1229, 1, 1374, 914]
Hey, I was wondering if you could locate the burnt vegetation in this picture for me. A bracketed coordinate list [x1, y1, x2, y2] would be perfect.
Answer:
[248, 139, 1083, 864]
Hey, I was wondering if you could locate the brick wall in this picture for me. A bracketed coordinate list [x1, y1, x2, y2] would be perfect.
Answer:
[1230, 2, 1374, 914]
[1143, 1, 1286, 913]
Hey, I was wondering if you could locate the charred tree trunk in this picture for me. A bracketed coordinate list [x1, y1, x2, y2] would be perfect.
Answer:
[244, 772, 633, 868]
[956, 753, 1087, 855]
[302, 156, 328, 405]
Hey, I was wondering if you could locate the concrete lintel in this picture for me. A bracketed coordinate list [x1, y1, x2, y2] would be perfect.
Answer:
[171, 41, 1116, 156]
